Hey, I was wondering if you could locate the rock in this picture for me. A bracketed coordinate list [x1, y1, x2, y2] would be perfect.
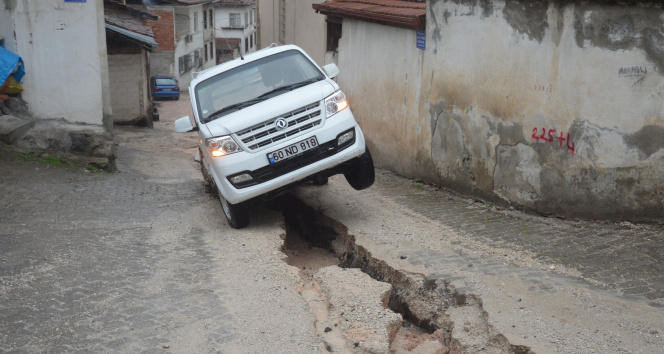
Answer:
[5, 97, 30, 119]
[0, 114, 34, 144]
[314, 267, 402, 353]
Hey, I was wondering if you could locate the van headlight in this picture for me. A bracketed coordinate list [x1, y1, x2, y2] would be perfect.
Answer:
[325, 90, 348, 118]
[206, 136, 243, 157]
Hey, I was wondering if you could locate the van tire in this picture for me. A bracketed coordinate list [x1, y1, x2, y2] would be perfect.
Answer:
[218, 187, 249, 229]
[344, 147, 375, 190]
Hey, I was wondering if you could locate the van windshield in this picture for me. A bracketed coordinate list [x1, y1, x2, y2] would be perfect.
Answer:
[195, 50, 325, 122]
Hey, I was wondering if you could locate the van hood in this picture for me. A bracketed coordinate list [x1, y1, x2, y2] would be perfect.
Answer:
[203, 80, 336, 137]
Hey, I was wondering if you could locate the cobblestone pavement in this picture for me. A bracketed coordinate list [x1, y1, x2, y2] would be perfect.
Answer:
[0, 144, 234, 352]
[371, 173, 664, 306]
[0, 94, 322, 353]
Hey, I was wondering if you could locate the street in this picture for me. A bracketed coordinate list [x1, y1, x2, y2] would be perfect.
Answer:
[1, 93, 663, 353]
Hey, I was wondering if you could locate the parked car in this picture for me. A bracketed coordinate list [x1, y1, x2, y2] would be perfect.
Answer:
[151, 75, 180, 100]
[174, 44, 374, 229]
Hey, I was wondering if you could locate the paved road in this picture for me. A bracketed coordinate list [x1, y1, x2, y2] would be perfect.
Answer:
[1, 92, 663, 352]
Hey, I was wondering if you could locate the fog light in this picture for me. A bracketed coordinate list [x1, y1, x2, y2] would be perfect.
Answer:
[230, 173, 253, 184]
[337, 130, 354, 146]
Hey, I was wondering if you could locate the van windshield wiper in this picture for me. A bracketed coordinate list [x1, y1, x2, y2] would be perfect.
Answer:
[256, 78, 321, 100]
[204, 97, 266, 122]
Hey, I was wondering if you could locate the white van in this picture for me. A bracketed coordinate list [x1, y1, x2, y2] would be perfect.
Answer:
[175, 45, 374, 228]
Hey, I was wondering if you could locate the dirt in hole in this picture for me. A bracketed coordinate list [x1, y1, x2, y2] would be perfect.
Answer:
[277, 194, 449, 353]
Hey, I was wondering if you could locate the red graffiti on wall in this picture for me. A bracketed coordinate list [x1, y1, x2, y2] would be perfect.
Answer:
[531, 127, 575, 157]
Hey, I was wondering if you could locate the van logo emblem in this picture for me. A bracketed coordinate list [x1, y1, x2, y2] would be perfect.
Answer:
[275, 118, 288, 131]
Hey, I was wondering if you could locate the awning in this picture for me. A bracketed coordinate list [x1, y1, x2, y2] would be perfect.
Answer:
[105, 24, 158, 50]
[312, 0, 426, 30]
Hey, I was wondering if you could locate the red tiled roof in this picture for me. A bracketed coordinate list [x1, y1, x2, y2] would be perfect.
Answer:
[312, 0, 425, 30]
[105, 15, 155, 38]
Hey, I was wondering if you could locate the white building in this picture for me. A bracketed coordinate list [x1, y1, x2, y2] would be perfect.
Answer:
[214, 0, 257, 63]
[145, 0, 216, 90]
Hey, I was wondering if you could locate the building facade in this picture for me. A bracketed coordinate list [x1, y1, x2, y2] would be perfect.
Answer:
[214, 0, 257, 63]
[145, 0, 216, 91]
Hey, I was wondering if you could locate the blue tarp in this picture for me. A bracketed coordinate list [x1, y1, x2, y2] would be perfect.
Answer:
[0, 46, 25, 86]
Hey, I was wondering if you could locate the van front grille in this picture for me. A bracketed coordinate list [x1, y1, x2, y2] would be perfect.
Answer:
[235, 103, 322, 151]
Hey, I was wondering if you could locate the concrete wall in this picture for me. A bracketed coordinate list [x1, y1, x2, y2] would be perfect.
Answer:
[257, 0, 326, 65]
[109, 54, 148, 124]
[150, 51, 175, 78]
[4, 0, 107, 125]
[336, 0, 664, 221]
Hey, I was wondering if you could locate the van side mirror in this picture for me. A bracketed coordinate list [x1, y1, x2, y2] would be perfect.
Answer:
[174, 116, 198, 132]
[322, 63, 340, 79]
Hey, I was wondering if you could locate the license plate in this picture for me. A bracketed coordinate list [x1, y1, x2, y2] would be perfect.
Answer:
[163, 88, 172, 91]
[267, 136, 319, 164]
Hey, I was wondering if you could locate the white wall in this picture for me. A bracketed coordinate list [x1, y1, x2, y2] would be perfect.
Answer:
[109, 54, 147, 123]
[336, 20, 425, 175]
[5, 0, 106, 125]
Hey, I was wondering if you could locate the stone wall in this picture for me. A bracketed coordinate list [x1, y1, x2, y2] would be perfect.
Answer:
[336, 0, 664, 221]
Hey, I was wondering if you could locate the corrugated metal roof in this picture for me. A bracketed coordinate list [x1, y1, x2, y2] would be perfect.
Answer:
[105, 24, 159, 49]
[313, 0, 426, 30]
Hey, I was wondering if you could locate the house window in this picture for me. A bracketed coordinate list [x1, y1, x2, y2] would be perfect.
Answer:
[204, 44, 208, 61]
[209, 42, 214, 61]
[179, 53, 194, 73]
[194, 11, 199, 32]
[279, 0, 285, 43]
[194, 50, 201, 68]
[245, 12, 249, 28]
[326, 17, 342, 52]
[203, 10, 208, 29]
[245, 37, 248, 53]
[250, 34, 253, 49]
[176, 14, 190, 37]
[230, 13, 241, 28]
[209, 10, 213, 28]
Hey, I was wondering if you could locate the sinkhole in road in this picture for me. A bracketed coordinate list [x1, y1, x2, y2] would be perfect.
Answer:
[271, 194, 533, 353]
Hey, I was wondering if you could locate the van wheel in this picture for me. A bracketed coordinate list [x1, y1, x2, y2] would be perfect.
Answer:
[217, 187, 249, 229]
[344, 147, 375, 190]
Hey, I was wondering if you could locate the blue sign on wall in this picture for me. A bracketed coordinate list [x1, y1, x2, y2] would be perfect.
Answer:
[416, 31, 426, 50]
